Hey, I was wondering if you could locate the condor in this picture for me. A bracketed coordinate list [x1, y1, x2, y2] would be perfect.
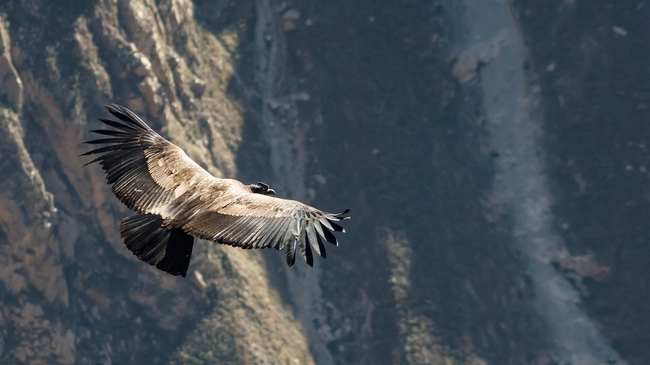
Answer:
[82, 104, 349, 277]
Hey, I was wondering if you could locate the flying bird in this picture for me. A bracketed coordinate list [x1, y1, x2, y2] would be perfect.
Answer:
[82, 104, 349, 277]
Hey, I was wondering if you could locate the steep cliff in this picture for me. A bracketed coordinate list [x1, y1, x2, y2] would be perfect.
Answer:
[0, 0, 646, 364]
[0, 1, 313, 364]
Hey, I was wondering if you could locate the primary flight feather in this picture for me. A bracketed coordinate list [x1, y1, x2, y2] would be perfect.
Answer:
[82, 104, 349, 277]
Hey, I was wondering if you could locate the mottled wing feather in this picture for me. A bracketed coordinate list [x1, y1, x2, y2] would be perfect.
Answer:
[143, 142, 214, 193]
[305, 223, 321, 257]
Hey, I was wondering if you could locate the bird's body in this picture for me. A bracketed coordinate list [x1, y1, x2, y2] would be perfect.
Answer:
[82, 104, 348, 277]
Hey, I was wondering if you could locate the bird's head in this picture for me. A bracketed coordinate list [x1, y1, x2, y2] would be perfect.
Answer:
[248, 182, 276, 196]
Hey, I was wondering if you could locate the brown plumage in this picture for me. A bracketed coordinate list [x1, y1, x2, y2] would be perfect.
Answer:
[82, 104, 349, 277]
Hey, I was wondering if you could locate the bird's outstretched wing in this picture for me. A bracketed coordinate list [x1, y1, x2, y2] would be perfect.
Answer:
[83, 104, 349, 274]
[82, 104, 215, 216]
[170, 191, 350, 266]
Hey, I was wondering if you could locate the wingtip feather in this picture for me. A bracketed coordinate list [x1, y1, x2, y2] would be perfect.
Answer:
[285, 240, 297, 267]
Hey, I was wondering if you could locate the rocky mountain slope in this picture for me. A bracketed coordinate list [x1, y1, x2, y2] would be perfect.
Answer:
[0, 0, 647, 364]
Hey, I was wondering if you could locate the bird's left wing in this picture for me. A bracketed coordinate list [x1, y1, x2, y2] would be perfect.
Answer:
[174, 192, 349, 267]
[81, 104, 215, 216]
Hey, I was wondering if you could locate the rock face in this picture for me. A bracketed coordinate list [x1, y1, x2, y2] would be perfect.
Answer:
[0, 0, 646, 364]
[0, 1, 311, 364]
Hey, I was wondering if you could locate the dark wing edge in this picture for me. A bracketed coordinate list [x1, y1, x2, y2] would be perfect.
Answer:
[296, 208, 350, 267]
[180, 207, 350, 267]
[80, 104, 177, 214]
[83, 104, 153, 164]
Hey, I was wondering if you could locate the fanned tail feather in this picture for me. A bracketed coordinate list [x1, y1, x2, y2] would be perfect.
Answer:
[120, 214, 194, 277]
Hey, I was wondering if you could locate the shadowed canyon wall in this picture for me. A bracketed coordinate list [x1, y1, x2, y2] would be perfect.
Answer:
[0, 0, 647, 364]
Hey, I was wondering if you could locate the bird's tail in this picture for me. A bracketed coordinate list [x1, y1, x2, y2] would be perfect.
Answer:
[119, 214, 194, 277]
